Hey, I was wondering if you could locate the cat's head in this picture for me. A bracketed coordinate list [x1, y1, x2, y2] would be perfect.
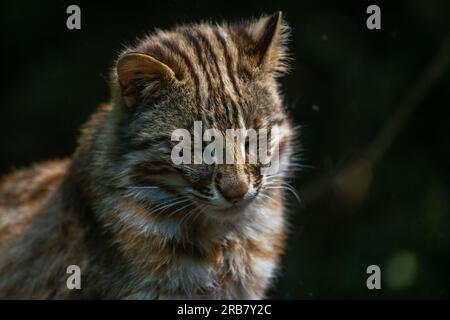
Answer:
[110, 12, 295, 219]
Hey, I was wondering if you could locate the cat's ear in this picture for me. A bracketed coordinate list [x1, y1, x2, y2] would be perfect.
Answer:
[242, 12, 290, 75]
[116, 52, 176, 107]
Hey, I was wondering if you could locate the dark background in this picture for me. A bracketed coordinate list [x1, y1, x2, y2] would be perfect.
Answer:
[1, 0, 449, 298]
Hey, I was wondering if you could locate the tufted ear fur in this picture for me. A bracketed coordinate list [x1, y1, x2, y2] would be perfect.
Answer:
[230, 11, 290, 76]
[116, 52, 176, 107]
[252, 12, 287, 71]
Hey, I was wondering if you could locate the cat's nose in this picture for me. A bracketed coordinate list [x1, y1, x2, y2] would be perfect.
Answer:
[220, 182, 249, 203]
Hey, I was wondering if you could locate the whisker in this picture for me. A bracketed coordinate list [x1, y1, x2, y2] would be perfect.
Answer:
[258, 192, 281, 205]
[151, 197, 190, 215]
[179, 203, 204, 225]
[167, 201, 195, 218]
[265, 185, 301, 204]
[127, 186, 160, 189]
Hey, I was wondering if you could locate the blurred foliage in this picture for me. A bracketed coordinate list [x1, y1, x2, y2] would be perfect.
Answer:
[1, 0, 449, 298]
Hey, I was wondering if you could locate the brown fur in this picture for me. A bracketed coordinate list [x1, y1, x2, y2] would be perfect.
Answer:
[0, 13, 296, 299]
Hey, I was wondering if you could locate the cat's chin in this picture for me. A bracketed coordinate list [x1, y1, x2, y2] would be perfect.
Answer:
[199, 202, 251, 220]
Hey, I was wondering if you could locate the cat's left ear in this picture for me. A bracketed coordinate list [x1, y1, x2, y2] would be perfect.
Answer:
[244, 12, 290, 75]
[116, 52, 177, 107]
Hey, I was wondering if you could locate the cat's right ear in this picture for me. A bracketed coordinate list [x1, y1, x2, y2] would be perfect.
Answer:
[116, 52, 176, 107]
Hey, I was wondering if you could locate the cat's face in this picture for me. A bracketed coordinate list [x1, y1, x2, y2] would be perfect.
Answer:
[114, 13, 293, 219]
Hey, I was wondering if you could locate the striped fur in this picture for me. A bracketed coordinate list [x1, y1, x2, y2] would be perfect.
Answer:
[0, 13, 296, 299]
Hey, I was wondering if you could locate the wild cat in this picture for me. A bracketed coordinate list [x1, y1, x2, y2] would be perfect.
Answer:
[0, 12, 296, 299]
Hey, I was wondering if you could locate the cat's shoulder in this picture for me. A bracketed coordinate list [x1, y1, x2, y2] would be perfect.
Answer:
[0, 159, 70, 248]
[0, 158, 70, 207]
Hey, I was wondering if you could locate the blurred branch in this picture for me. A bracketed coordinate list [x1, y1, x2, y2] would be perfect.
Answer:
[367, 35, 450, 162]
[300, 35, 450, 209]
